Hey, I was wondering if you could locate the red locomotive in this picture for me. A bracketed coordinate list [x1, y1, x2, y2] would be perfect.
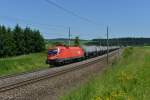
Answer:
[46, 46, 84, 65]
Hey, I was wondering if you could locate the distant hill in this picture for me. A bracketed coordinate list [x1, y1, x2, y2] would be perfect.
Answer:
[85, 37, 150, 46]
[45, 38, 91, 46]
[46, 37, 150, 46]
[46, 38, 89, 41]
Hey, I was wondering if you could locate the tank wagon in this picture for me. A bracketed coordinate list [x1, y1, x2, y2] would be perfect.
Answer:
[46, 45, 118, 65]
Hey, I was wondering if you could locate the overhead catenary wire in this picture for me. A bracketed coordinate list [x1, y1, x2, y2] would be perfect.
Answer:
[44, 0, 101, 26]
[0, 0, 106, 40]
[0, 15, 101, 39]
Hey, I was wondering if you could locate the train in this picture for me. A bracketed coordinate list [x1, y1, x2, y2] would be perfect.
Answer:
[46, 45, 119, 66]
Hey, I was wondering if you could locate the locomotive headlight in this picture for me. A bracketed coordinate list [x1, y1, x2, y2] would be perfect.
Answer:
[50, 56, 58, 59]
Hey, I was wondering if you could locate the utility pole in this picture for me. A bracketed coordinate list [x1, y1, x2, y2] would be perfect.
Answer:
[99, 37, 101, 55]
[117, 37, 120, 57]
[107, 26, 109, 64]
[68, 27, 71, 46]
[99, 36, 101, 46]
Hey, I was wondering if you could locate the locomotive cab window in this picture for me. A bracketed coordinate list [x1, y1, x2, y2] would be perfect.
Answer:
[48, 49, 58, 55]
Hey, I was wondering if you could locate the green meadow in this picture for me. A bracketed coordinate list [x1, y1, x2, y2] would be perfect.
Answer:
[0, 52, 49, 76]
[61, 47, 150, 100]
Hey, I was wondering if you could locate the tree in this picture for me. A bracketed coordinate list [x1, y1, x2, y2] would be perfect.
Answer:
[32, 30, 45, 52]
[24, 27, 33, 54]
[74, 36, 80, 46]
[13, 24, 25, 55]
[0, 25, 5, 57]
[3, 27, 16, 56]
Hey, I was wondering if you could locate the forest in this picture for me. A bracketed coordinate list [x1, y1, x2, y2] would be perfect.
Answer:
[0, 24, 45, 57]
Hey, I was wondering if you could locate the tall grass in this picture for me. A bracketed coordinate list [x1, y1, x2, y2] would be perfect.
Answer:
[0, 52, 48, 76]
[61, 47, 150, 100]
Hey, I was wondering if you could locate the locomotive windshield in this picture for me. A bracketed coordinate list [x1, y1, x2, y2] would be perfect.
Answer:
[48, 49, 58, 55]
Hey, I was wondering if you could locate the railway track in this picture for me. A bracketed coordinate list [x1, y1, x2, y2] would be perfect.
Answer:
[0, 50, 119, 93]
[0, 68, 50, 80]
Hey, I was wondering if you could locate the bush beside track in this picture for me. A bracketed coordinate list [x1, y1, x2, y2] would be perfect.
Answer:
[61, 47, 150, 100]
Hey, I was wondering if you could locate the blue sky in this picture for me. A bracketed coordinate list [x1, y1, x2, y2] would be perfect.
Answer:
[0, 0, 150, 39]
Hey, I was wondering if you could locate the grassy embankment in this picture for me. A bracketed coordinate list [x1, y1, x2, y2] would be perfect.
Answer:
[61, 47, 150, 100]
[0, 52, 48, 76]
[0, 41, 55, 76]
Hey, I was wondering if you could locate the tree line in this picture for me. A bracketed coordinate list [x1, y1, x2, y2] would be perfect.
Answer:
[0, 24, 45, 57]
[85, 38, 150, 46]
[46, 36, 81, 46]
